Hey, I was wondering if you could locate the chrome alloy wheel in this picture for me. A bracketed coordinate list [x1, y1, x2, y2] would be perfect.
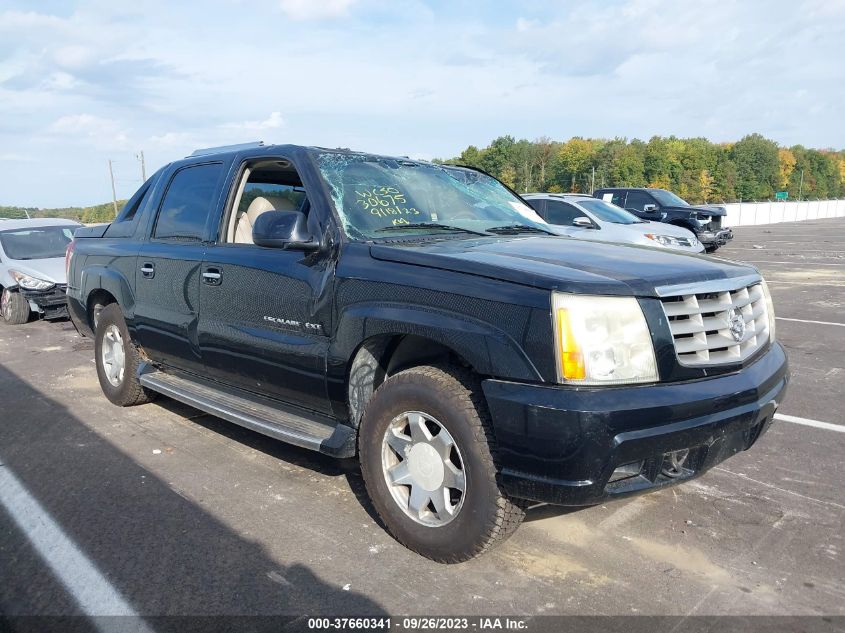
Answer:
[101, 324, 126, 387]
[1, 289, 11, 321]
[381, 411, 466, 527]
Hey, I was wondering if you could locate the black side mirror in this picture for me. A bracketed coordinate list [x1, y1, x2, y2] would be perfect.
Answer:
[252, 210, 319, 251]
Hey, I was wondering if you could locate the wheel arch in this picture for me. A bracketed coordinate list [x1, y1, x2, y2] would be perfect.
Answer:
[78, 266, 135, 332]
[336, 304, 542, 427]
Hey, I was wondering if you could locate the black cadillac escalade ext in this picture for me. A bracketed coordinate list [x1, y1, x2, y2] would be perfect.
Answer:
[67, 142, 788, 562]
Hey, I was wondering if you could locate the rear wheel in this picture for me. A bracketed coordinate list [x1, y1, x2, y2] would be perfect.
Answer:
[94, 303, 155, 406]
[359, 364, 525, 563]
[1, 288, 30, 325]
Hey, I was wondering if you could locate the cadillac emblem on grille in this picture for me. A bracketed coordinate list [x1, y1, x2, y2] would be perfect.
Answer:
[728, 307, 746, 342]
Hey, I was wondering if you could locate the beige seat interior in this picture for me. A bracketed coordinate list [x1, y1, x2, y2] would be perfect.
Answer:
[233, 195, 297, 244]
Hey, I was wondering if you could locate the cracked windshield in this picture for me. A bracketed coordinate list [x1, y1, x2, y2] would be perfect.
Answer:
[316, 153, 546, 239]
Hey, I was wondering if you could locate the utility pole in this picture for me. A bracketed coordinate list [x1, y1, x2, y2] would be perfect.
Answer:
[108, 159, 118, 216]
[136, 150, 147, 181]
[797, 169, 804, 201]
[591, 166, 596, 194]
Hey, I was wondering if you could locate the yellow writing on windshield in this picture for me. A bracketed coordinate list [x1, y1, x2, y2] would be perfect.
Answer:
[355, 187, 420, 219]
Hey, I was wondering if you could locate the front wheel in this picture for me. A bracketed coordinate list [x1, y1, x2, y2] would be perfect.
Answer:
[94, 303, 155, 406]
[1, 288, 31, 325]
[359, 365, 525, 563]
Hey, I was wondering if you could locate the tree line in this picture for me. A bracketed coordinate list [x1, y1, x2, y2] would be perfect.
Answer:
[436, 133, 845, 204]
[3, 133, 843, 222]
[0, 201, 126, 224]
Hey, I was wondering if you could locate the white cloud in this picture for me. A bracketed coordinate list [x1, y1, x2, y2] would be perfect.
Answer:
[221, 111, 285, 132]
[278, 0, 357, 20]
[0, 153, 35, 162]
[149, 131, 197, 148]
[48, 113, 129, 147]
[515, 17, 538, 32]
[0, 0, 843, 207]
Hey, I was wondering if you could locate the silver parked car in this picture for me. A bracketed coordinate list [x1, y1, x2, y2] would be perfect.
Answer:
[0, 218, 80, 324]
[523, 193, 704, 253]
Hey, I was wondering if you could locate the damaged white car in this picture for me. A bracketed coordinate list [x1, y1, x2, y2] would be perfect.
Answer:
[0, 218, 80, 325]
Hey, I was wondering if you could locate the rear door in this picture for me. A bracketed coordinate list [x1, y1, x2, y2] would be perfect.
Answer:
[524, 198, 546, 218]
[133, 161, 227, 373]
[597, 190, 626, 207]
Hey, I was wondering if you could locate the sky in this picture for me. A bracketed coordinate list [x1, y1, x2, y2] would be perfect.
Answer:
[1, 0, 844, 207]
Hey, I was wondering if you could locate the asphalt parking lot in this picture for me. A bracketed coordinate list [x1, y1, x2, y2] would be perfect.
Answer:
[1, 218, 843, 622]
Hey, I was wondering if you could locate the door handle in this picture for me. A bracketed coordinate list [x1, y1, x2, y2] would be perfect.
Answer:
[140, 263, 155, 278]
[202, 268, 222, 285]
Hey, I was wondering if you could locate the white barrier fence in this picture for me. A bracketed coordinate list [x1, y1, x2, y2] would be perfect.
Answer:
[723, 199, 845, 227]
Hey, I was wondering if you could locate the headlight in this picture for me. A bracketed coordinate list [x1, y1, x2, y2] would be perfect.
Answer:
[551, 293, 658, 385]
[760, 278, 776, 342]
[644, 233, 682, 247]
[9, 270, 55, 291]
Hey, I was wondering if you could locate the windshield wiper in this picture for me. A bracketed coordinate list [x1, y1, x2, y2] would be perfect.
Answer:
[485, 224, 555, 235]
[375, 223, 487, 236]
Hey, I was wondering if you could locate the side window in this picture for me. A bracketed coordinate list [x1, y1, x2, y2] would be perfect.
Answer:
[610, 192, 626, 207]
[154, 163, 224, 241]
[226, 159, 310, 245]
[118, 183, 151, 223]
[623, 191, 654, 212]
[544, 201, 582, 226]
[525, 198, 546, 219]
[105, 179, 154, 238]
[240, 183, 306, 216]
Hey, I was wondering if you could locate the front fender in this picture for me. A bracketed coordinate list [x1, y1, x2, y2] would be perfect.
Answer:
[331, 302, 543, 382]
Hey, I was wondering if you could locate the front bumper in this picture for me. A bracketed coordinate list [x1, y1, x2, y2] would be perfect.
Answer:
[698, 227, 734, 246]
[482, 342, 788, 505]
[20, 285, 68, 320]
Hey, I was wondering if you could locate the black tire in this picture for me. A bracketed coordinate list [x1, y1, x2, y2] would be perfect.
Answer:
[359, 364, 525, 563]
[94, 303, 155, 406]
[1, 287, 31, 325]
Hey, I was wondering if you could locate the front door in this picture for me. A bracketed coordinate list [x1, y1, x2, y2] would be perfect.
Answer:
[196, 157, 333, 414]
[544, 200, 593, 236]
[623, 191, 658, 219]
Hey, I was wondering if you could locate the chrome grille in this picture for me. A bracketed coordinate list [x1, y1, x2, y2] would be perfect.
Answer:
[658, 279, 769, 367]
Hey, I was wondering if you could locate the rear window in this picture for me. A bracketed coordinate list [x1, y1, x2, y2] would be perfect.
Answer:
[0, 226, 76, 260]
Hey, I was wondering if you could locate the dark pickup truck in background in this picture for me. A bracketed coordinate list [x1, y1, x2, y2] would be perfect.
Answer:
[594, 187, 733, 252]
[66, 142, 787, 562]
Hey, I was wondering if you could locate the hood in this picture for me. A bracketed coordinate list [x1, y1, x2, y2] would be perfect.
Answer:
[4, 257, 67, 285]
[370, 236, 754, 296]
